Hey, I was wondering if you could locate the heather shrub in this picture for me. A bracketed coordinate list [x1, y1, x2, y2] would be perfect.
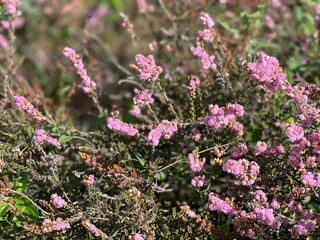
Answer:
[0, 0, 320, 239]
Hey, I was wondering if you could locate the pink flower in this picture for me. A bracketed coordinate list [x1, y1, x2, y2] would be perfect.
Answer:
[147, 120, 178, 146]
[84, 175, 95, 186]
[41, 218, 70, 233]
[248, 52, 287, 93]
[204, 103, 244, 135]
[191, 45, 216, 71]
[133, 88, 154, 105]
[82, 220, 104, 237]
[208, 192, 237, 215]
[253, 141, 268, 155]
[188, 153, 206, 172]
[106, 117, 138, 136]
[4, 0, 20, 15]
[285, 123, 304, 142]
[135, 54, 163, 82]
[63, 47, 96, 93]
[33, 129, 61, 148]
[191, 175, 207, 187]
[14, 96, 45, 121]
[253, 208, 280, 228]
[132, 233, 144, 240]
[223, 159, 260, 186]
[50, 193, 67, 209]
[187, 75, 201, 93]
[265, 15, 275, 29]
[199, 12, 214, 28]
[129, 106, 141, 116]
[232, 143, 248, 158]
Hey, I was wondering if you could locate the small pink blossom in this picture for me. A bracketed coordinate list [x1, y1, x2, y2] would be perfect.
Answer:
[63, 47, 96, 93]
[191, 45, 216, 71]
[50, 193, 67, 209]
[14, 96, 45, 121]
[199, 12, 214, 28]
[147, 120, 178, 146]
[253, 141, 268, 156]
[135, 54, 162, 82]
[191, 175, 207, 187]
[285, 123, 304, 142]
[188, 153, 206, 172]
[106, 117, 139, 137]
[133, 88, 154, 105]
[33, 129, 61, 149]
[41, 218, 70, 233]
[129, 106, 141, 116]
[84, 175, 95, 186]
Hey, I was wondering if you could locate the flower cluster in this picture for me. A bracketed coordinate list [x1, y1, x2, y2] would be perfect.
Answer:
[286, 83, 320, 125]
[2, 0, 20, 16]
[285, 123, 304, 142]
[231, 143, 249, 158]
[253, 208, 280, 228]
[199, 12, 214, 28]
[188, 152, 206, 172]
[187, 75, 200, 94]
[253, 141, 268, 156]
[190, 45, 216, 70]
[14, 96, 45, 121]
[130, 233, 144, 240]
[222, 159, 260, 186]
[83, 174, 95, 186]
[134, 54, 163, 82]
[82, 220, 106, 238]
[301, 172, 320, 187]
[203, 103, 244, 135]
[133, 88, 154, 105]
[41, 218, 70, 233]
[191, 175, 207, 187]
[197, 12, 215, 42]
[33, 129, 61, 148]
[208, 192, 237, 216]
[106, 117, 139, 136]
[248, 52, 287, 92]
[63, 47, 96, 93]
[50, 193, 67, 209]
[147, 120, 178, 146]
[129, 105, 141, 116]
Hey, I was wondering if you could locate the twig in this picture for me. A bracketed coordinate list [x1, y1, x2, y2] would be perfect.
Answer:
[198, 141, 236, 154]
[8, 189, 50, 216]
[156, 81, 180, 121]
[147, 103, 159, 123]
[156, 158, 184, 173]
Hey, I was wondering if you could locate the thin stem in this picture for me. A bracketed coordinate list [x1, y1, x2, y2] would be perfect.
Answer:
[147, 103, 159, 123]
[8, 189, 50, 216]
[156, 158, 184, 173]
[91, 92, 103, 114]
[156, 81, 180, 121]
[198, 141, 235, 155]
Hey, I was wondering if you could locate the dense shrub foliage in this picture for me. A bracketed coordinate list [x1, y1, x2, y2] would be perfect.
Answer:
[0, 0, 320, 239]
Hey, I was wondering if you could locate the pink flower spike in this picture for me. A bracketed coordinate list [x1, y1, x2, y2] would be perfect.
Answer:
[14, 96, 45, 121]
[63, 47, 96, 93]
[135, 54, 162, 82]
[106, 117, 138, 137]
[200, 12, 214, 28]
